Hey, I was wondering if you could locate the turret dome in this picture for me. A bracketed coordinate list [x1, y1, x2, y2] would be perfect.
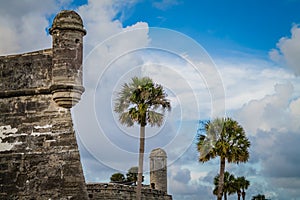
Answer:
[49, 10, 86, 35]
[150, 148, 167, 158]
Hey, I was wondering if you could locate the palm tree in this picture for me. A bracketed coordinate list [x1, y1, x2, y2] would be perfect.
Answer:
[237, 176, 250, 200]
[197, 118, 250, 200]
[252, 194, 267, 200]
[213, 171, 236, 200]
[234, 176, 250, 200]
[234, 177, 242, 200]
[114, 76, 171, 200]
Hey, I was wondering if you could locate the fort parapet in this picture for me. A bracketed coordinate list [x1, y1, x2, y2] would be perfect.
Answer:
[86, 183, 172, 200]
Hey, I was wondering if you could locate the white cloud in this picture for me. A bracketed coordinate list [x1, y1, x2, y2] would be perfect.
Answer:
[172, 167, 191, 184]
[169, 165, 213, 198]
[72, 0, 155, 175]
[0, 0, 65, 55]
[248, 129, 300, 199]
[234, 82, 300, 134]
[229, 58, 300, 199]
[215, 57, 298, 112]
[77, 0, 140, 53]
[269, 24, 300, 76]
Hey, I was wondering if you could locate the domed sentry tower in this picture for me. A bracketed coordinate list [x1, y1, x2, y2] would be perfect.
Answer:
[49, 10, 86, 108]
[150, 148, 168, 193]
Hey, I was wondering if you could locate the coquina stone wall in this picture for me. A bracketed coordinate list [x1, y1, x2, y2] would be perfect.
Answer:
[86, 183, 172, 200]
[0, 10, 88, 200]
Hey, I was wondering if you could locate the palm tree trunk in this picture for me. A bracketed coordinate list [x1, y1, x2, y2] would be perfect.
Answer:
[217, 156, 226, 200]
[136, 125, 145, 200]
[242, 191, 245, 200]
[237, 192, 241, 200]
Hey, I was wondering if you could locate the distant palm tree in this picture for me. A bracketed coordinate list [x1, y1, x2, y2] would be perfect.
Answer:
[252, 194, 267, 200]
[197, 118, 251, 200]
[114, 76, 171, 200]
[233, 176, 250, 200]
[238, 176, 250, 200]
[213, 171, 236, 200]
[234, 177, 242, 200]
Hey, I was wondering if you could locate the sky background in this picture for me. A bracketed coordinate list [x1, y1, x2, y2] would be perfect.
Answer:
[1, 0, 300, 199]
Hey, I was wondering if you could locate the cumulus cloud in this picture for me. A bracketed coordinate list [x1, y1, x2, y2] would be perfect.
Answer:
[72, 0, 153, 175]
[232, 79, 300, 199]
[77, 0, 141, 54]
[215, 57, 298, 112]
[173, 167, 191, 184]
[0, 0, 72, 54]
[169, 165, 214, 200]
[269, 24, 300, 76]
[234, 82, 300, 134]
[77, 138, 116, 183]
[248, 130, 300, 199]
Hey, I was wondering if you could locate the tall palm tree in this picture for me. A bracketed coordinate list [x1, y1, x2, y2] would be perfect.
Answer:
[114, 76, 171, 200]
[197, 118, 250, 200]
[213, 171, 236, 200]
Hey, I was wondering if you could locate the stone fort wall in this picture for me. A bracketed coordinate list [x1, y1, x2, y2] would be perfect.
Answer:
[86, 183, 172, 200]
[0, 50, 88, 199]
[0, 10, 88, 199]
[0, 10, 172, 200]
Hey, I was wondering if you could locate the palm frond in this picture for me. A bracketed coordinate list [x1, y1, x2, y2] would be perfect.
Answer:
[119, 111, 134, 127]
[147, 110, 164, 127]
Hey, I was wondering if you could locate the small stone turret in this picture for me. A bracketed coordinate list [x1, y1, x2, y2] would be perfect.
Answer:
[49, 10, 86, 108]
[150, 148, 168, 193]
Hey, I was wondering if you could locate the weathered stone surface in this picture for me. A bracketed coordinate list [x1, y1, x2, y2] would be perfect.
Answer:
[50, 10, 86, 108]
[86, 183, 172, 200]
[0, 49, 52, 93]
[0, 95, 88, 199]
[150, 148, 168, 193]
[0, 10, 88, 200]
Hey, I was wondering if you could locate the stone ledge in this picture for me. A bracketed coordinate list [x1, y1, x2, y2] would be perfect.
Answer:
[0, 88, 51, 98]
[0, 49, 52, 58]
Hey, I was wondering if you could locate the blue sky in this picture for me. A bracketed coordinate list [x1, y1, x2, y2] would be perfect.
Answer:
[121, 0, 300, 54]
[1, 0, 300, 200]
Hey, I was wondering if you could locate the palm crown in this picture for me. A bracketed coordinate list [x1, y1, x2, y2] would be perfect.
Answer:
[114, 76, 171, 127]
[197, 118, 250, 163]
